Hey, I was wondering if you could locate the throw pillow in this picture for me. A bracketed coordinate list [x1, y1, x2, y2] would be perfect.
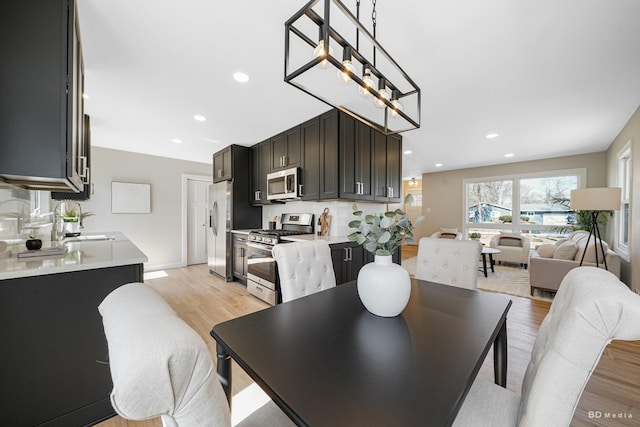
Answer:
[537, 244, 556, 258]
[554, 238, 569, 247]
[579, 240, 609, 264]
[440, 232, 458, 239]
[440, 227, 458, 233]
[553, 241, 578, 260]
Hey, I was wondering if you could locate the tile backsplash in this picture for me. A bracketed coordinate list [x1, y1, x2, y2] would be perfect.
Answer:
[262, 200, 388, 236]
[0, 183, 52, 240]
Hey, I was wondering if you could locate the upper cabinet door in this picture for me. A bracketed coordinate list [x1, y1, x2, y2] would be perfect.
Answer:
[373, 131, 402, 203]
[339, 113, 373, 201]
[213, 146, 232, 182]
[271, 126, 301, 171]
[0, 0, 84, 192]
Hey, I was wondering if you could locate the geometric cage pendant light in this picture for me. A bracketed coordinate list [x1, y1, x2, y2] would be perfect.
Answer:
[285, 0, 421, 135]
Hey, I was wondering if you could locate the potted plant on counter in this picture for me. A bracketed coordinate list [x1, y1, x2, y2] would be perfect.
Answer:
[348, 194, 424, 317]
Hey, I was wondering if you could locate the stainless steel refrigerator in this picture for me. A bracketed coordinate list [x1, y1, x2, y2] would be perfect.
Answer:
[208, 181, 232, 280]
[207, 145, 262, 281]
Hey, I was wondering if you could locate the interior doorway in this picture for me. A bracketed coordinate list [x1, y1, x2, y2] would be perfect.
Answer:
[183, 175, 211, 266]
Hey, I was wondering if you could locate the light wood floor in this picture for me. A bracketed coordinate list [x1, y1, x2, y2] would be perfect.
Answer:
[96, 254, 639, 427]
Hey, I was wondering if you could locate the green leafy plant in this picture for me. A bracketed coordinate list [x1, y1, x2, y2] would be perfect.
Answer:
[56, 205, 95, 223]
[347, 194, 424, 256]
[469, 232, 482, 239]
[546, 197, 612, 234]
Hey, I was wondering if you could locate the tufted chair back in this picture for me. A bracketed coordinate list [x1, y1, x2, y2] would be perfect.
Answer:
[99, 283, 231, 427]
[415, 237, 481, 289]
[516, 267, 640, 426]
[272, 240, 336, 303]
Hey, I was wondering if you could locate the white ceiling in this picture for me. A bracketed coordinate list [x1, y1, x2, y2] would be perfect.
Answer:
[77, 0, 640, 180]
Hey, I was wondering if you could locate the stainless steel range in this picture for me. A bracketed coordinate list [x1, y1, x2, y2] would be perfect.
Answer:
[246, 213, 314, 305]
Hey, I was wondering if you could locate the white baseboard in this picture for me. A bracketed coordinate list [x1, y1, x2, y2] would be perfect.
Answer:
[144, 261, 184, 272]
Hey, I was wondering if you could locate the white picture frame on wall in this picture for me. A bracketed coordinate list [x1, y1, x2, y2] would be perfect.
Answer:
[111, 182, 151, 214]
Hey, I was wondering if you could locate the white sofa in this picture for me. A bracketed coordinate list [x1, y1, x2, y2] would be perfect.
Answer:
[489, 232, 531, 269]
[529, 230, 621, 295]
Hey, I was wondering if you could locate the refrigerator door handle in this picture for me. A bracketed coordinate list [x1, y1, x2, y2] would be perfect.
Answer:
[212, 202, 218, 236]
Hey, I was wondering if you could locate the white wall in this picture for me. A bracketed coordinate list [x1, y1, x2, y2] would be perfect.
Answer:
[81, 147, 211, 271]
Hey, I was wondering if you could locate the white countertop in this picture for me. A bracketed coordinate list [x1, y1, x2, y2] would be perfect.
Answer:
[281, 234, 352, 244]
[0, 232, 148, 281]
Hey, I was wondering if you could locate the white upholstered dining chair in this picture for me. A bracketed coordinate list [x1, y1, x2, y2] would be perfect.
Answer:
[415, 237, 481, 289]
[272, 240, 336, 303]
[99, 282, 294, 427]
[453, 267, 640, 427]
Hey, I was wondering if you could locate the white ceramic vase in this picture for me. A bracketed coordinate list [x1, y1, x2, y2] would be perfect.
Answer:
[357, 254, 411, 317]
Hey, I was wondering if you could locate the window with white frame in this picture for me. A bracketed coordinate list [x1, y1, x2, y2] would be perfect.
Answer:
[616, 144, 631, 261]
[464, 169, 585, 245]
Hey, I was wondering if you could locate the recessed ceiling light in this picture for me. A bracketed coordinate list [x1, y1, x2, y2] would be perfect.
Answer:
[504, 153, 514, 158]
[82, 93, 89, 99]
[233, 72, 250, 83]
[193, 114, 207, 122]
[435, 163, 443, 167]
[486, 133, 499, 139]
[202, 138, 220, 144]
[171, 138, 182, 144]
[403, 150, 413, 155]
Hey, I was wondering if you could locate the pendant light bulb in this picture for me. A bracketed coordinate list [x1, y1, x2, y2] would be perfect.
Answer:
[359, 64, 374, 98]
[312, 40, 334, 69]
[373, 78, 390, 109]
[337, 46, 356, 84]
[390, 90, 403, 117]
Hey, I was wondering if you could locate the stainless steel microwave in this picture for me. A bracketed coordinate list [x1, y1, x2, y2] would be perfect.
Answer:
[267, 167, 299, 200]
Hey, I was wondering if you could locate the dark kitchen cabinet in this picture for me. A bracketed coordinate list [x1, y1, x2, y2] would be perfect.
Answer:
[331, 242, 402, 285]
[232, 233, 248, 284]
[52, 114, 92, 200]
[300, 110, 339, 201]
[271, 126, 301, 171]
[330, 242, 366, 285]
[0, 0, 85, 192]
[339, 113, 374, 201]
[364, 246, 402, 266]
[0, 263, 144, 427]
[250, 139, 272, 205]
[373, 131, 402, 203]
[213, 146, 233, 182]
[300, 118, 320, 200]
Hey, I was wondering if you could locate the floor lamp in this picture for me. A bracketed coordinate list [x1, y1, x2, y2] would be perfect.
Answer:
[570, 187, 621, 270]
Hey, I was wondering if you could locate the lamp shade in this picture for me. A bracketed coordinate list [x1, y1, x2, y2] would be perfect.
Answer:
[570, 187, 622, 211]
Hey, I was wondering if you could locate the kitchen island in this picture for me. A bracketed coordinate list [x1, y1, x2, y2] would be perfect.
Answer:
[0, 232, 147, 427]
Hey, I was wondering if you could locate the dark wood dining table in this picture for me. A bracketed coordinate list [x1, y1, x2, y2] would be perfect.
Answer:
[210, 279, 512, 427]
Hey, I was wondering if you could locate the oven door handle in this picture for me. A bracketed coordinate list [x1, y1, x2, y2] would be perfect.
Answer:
[246, 242, 273, 251]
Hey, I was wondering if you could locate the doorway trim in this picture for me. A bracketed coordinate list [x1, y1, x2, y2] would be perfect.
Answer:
[181, 173, 212, 267]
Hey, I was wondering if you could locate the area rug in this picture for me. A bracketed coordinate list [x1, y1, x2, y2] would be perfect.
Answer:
[401, 257, 554, 301]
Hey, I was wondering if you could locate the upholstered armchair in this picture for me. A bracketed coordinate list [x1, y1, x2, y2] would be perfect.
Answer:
[489, 232, 531, 269]
[430, 230, 463, 240]
[430, 227, 462, 240]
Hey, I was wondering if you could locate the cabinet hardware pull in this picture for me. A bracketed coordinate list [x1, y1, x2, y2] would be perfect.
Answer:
[255, 190, 260, 200]
[344, 248, 349, 262]
[79, 156, 87, 178]
[299, 184, 303, 196]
